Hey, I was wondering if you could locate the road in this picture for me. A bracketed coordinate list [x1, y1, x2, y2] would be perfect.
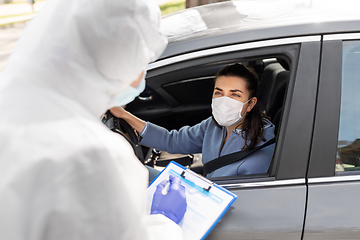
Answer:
[0, 0, 173, 73]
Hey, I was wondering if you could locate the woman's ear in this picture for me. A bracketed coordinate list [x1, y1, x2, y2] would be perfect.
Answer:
[247, 97, 257, 112]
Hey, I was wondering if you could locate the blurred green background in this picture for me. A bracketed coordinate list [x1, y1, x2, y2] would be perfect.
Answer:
[160, 0, 185, 15]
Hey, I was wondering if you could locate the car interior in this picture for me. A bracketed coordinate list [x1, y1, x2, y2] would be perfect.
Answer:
[111, 56, 291, 179]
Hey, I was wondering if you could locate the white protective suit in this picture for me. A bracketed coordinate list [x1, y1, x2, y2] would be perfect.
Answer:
[0, 0, 183, 239]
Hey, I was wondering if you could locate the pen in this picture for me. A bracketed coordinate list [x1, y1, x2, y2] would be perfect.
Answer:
[162, 181, 170, 195]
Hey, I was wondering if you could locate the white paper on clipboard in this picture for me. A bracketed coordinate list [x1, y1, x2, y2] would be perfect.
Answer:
[146, 161, 237, 240]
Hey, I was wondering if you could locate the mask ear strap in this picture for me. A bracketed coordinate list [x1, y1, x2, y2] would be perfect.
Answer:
[243, 98, 253, 116]
[237, 99, 251, 124]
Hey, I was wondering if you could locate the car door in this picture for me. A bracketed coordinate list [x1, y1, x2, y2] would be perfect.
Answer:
[303, 33, 360, 239]
[134, 35, 322, 239]
[205, 36, 321, 240]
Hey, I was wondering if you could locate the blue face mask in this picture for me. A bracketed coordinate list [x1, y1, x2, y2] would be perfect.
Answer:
[108, 71, 146, 108]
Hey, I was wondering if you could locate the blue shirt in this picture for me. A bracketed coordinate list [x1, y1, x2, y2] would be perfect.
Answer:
[140, 117, 275, 177]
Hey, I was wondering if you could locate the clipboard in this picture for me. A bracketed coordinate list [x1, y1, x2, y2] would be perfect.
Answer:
[146, 161, 237, 240]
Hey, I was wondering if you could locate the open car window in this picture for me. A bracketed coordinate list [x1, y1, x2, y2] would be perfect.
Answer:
[126, 43, 300, 181]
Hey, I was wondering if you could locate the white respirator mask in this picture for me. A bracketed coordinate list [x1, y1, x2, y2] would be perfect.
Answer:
[107, 71, 146, 108]
[211, 96, 251, 127]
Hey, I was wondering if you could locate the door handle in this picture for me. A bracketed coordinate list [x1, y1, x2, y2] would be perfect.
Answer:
[137, 95, 153, 101]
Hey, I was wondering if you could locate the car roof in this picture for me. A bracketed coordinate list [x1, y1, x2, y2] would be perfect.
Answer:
[159, 0, 360, 59]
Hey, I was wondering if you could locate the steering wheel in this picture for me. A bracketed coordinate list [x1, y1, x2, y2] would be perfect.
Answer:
[101, 110, 145, 163]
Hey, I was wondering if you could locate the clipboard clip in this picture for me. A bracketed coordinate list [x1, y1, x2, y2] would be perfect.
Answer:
[180, 169, 213, 192]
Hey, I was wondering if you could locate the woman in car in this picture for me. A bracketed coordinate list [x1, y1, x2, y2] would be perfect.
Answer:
[110, 63, 275, 177]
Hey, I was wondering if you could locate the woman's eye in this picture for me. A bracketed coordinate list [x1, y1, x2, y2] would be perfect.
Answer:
[232, 93, 240, 98]
[214, 92, 221, 95]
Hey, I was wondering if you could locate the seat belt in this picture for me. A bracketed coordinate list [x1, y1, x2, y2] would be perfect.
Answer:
[203, 138, 276, 175]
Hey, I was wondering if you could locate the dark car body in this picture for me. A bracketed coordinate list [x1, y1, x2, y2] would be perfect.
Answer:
[126, 0, 360, 239]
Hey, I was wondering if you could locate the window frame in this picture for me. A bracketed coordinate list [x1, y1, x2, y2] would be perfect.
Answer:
[145, 36, 321, 183]
[308, 33, 360, 178]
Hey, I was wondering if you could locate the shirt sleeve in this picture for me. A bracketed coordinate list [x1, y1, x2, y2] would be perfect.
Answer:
[139, 117, 212, 155]
[140, 121, 149, 137]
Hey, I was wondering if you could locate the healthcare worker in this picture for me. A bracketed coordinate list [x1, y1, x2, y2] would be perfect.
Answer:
[0, 0, 187, 239]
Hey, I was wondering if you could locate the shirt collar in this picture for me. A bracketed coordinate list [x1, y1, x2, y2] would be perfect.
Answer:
[222, 126, 243, 136]
[234, 128, 243, 135]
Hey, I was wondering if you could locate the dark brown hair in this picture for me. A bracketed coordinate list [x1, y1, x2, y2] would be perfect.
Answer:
[214, 63, 266, 150]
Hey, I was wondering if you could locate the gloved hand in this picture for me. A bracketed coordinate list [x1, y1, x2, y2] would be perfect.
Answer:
[151, 175, 187, 224]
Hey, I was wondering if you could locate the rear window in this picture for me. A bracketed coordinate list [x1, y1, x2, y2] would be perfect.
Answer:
[336, 40, 360, 172]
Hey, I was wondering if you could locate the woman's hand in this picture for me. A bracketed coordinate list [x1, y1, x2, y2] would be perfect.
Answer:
[110, 106, 128, 119]
[109, 107, 146, 134]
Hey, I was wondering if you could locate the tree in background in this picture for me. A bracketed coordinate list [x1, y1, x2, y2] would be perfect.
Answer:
[186, 0, 228, 8]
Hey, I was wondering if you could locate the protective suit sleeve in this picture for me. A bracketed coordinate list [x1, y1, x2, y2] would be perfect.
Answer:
[0, 122, 184, 240]
[145, 214, 183, 240]
[140, 117, 213, 154]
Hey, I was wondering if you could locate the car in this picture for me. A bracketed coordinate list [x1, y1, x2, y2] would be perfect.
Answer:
[113, 0, 360, 239]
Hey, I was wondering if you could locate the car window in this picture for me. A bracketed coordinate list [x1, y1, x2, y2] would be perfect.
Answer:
[147, 56, 291, 178]
[336, 40, 360, 172]
[128, 40, 303, 180]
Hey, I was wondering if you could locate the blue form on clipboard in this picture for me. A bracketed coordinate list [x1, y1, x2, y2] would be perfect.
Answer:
[146, 161, 237, 240]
